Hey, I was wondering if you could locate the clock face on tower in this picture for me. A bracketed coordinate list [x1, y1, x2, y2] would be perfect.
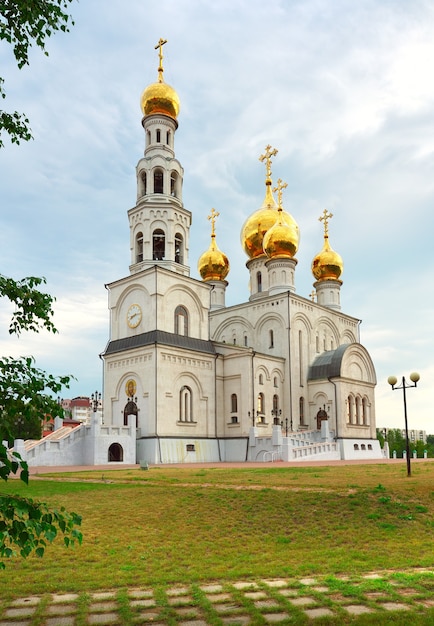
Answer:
[127, 304, 142, 328]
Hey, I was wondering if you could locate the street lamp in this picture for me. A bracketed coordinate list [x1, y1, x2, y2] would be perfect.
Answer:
[91, 391, 101, 413]
[387, 372, 420, 477]
[271, 408, 282, 425]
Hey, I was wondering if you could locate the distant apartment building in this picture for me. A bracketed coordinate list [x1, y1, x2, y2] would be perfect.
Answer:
[381, 427, 427, 443]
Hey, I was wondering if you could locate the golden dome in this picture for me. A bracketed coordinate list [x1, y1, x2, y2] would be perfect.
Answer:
[198, 209, 230, 281]
[141, 81, 180, 120]
[312, 209, 343, 281]
[263, 207, 299, 259]
[140, 38, 180, 121]
[241, 181, 278, 258]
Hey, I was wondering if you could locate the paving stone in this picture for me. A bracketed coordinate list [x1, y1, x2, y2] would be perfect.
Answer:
[46, 617, 75, 626]
[166, 586, 190, 596]
[88, 601, 118, 612]
[221, 617, 250, 625]
[262, 613, 290, 623]
[133, 610, 161, 622]
[47, 604, 76, 614]
[304, 607, 334, 618]
[312, 586, 329, 593]
[290, 596, 316, 606]
[91, 591, 117, 600]
[207, 593, 232, 602]
[244, 591, 267, 599]
[261, 579, 288, 588]
[299, 578, 317, 585]
[10, 597, 40, 607]
[175, 607, 200, 617]
[200, 583, 223, 593]
[4, 607, 36, 618]
[345, 604, 374, 615]
[214, 603, 242, 613]
[232, 581, 258, 590]
[51, 593, 80, 603]
[130, 598, 156, 608]
[363, 573, 383, 580]
[88, 613, 119, 624]
[167, 595, 193, 605]
[176, 620, 208, 626]
[278, 588, 298, 597]
[254, 600, 280, 609]
[0, 622, 31, 626]
[128, 588, 154, 598]
[380, 602, 411, 611]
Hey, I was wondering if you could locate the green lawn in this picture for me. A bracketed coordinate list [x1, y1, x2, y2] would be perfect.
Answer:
[1, 462, 434, 599]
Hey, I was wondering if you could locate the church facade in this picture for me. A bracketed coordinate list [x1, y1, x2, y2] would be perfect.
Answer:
[100, 41, 382, 465]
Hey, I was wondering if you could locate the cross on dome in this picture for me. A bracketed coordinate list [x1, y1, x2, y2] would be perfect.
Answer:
[259, 145, 278, 182]
[154, 37, 168, 83]
[319, 209, 333, 236]
[273, 178, 288, 209]
[207, 208, 220, 237]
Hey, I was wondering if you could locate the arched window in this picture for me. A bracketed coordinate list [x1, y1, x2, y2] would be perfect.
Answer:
[257, 392, 265, 415]
[299, 396, 305, 425]
[257, 271, 262, 293]
[146, 130, 151, 147]
[274, 377, 278, 388]
[140, 172, 147, 196]
[231, 394, 238, 413]
[362, 398, 368, 425]
[179, 386, 193, 422]
[123, 399, 138, 427]
[156, 129, 161, 143]
[258, 374, 264, 385]
[355, 396, 362, 425]
[174, 233, 183, 264]
[174, 305, 189, 336]
[154, 169, 163, 194]
[244, 335, 248, 347]
[269, 329, 274, 348]
[153, 229, 165, 260]
[170, 172, 178, 197]
[347, 395, 354, 424]
[136, 232, 143, 263]
[166, 130, 170, 145]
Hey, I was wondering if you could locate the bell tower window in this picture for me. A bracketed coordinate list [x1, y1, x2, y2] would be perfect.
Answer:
[257, 271, 262, 292]
[140, 172, 146, 197]
[153, 229, 165, 260]
[136, 232, 143, 263]
[170, 172, 178, 197]
[156, 129, 161, 143]
[174, 233, 183, 264]
[154, 170, 163, 194]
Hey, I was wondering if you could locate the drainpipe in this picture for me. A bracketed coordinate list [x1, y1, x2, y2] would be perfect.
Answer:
[286, 292, 293, 429]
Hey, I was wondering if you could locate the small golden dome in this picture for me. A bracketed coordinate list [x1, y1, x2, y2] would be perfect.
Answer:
[140, 80, 180, 120]
[198, 208, 229, 281]
[141, 37, 180, 121]
[241, 181, 279, 259]
[312, 209, 343, 281]
[263, 207, 299, 258]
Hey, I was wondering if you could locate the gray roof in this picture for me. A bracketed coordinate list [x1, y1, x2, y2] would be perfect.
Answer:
[307, 344, 350, 381]
[102, 330, 216, 357]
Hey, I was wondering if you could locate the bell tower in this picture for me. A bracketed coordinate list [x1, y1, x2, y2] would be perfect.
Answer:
[129, 38, 191, 276]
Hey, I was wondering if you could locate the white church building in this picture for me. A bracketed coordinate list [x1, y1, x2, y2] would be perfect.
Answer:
[20, 41, 382, 466]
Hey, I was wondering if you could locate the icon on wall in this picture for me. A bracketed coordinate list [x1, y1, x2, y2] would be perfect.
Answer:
[125, 379, 136, 398]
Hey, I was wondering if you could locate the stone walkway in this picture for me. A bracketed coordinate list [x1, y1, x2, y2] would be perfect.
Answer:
[2, 570, 434, 625]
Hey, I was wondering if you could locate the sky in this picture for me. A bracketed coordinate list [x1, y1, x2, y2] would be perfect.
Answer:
[0, 0, 433, 433]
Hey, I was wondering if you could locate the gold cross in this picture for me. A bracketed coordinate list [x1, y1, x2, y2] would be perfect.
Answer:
[273, 178, 288, 208]
[310, 290, 316, 302]
[259, 145, 278, 180]
[207, 208, 220, 236]
[319, 208, 333, 235]
[155, 38, 168, 82]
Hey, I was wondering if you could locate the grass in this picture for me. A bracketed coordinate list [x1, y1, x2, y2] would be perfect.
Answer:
[1, 462, 434, 601]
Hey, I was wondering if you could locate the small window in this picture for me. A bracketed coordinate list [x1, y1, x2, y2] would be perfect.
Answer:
[186, 443, 195, 452]
[166, 130, 170, 145]
[156, 129, 161, 143]
[170, 172, 177, 197]
[257, 392, 265, 414]
[136, 232, 143, 263]
[257, 271, 262, 293]
[179, 386, 193, 422]
[154, 170, 163, 194]
[259, 374, 263, 385]
[269, 329, 274, 348]
[141, 172, 147, 196]
[174, 233, 183, 264]
[354, 444, 359, 450]
[175, 305, 189, 336]
[244, 335, 248, 347]
[153, 229, 165, 260]
[361, 444, 366, 450]
[231, 416, 238, 424]
[231, 394, 238, 413]
[368, 444, 372, 450]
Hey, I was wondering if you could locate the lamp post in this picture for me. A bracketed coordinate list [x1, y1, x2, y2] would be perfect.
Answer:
[271, 408, 282, 425]
[91, 391, 101, 414]
[387, 372, 420, 477]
